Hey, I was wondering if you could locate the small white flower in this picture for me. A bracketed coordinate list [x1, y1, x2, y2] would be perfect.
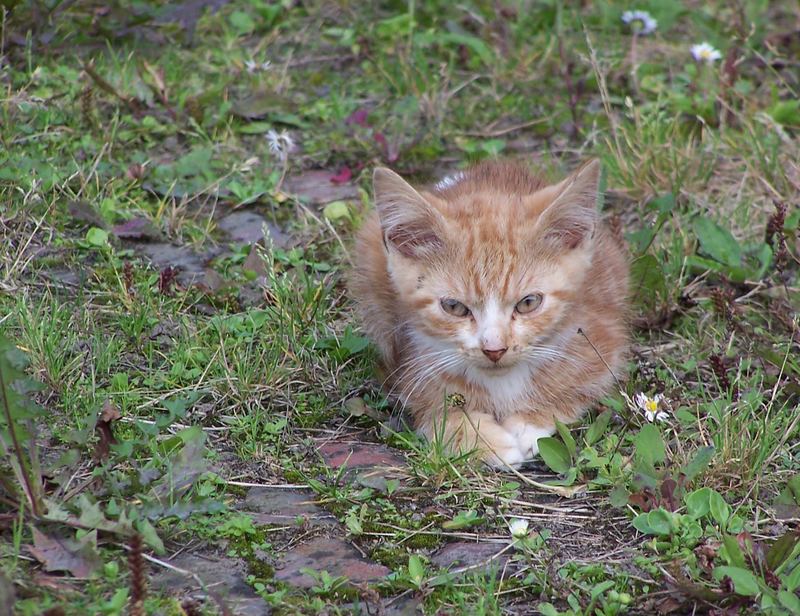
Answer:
[691, 42, 722, 64]
[635, 392, 669, 422]
[245, 59, 272, 74]
[509, 518, 529, 539]
[266, 129, 294, 160]
[621, 10, 657, 35]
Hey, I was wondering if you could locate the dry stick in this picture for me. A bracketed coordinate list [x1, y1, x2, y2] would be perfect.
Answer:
[459, 117, 549, 138]
[584, 26, 623, 163]
[448, 542, 517, 577]
[225, 480, 309, 489]
[762, 327, 798, 469]
[576, 328, 624, 392]
[575, 327, 637, 462]
[82, 61, 139, 110]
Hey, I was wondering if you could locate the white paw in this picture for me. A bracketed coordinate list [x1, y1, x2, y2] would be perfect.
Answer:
[483, 445, 526, 469]
[502, 417, 556, 459]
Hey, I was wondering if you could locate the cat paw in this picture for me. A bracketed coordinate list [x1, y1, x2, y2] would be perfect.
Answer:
[483, 445, 526, 469]
[502, 417, 556, 459]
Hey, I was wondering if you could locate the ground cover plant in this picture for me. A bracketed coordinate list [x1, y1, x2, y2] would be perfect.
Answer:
[0, 0, 798, 614]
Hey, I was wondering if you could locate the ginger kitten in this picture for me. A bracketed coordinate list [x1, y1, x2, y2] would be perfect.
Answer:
[349, 160, 628, 468]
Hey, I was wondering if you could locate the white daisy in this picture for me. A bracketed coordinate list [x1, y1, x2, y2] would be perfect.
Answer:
[691, 42, 722, 64]
[245, 59, 272, 74]
[509, 518, 529, 539]
[635, 392, 669, 422]
[266, 129, 294, 160]
[621, 10, 657, 35]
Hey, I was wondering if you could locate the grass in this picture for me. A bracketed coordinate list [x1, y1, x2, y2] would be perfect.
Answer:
[1, 0, 799, 614]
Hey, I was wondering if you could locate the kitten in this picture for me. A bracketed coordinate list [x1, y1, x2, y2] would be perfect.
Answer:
[349, 160, 628, 468]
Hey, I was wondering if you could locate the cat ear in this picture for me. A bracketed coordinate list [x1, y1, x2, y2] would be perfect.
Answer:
[373, 168, 445, 259]
[537, 159, 601, 251]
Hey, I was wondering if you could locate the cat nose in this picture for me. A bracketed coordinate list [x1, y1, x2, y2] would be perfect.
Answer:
[482, 348, 507, 363]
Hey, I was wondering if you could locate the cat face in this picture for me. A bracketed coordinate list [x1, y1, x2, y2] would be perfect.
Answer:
[374, 162, 600, 373]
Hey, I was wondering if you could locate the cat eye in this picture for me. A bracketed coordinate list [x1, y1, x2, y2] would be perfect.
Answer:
[515, 293, 544, 314]
[440, 298, 470, 317]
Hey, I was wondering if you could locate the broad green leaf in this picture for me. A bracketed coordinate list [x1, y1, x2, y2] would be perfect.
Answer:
[432, 32, 495, 65]
[555, 420, 576, 459]
[585, 411, 611, 446]
[237, 121, 274, 134]
[323, 201, 350, 221]
[537, 437, 572, 474]
[590, 580, 615, 600]
[442, 509, 483, 530]
[546, 466, 577, 487]
[750, 242, 773, 279]
[778, 590, 800, 614]
[173, 147, 213, 178]
[645, 509, 674, 535]
[634, 424, 665, 467]
[481, 138, 506, 156]
[345, 511, 363, 535]
[766, 531, 800, 571]
[709, 490, 731, 527]
[787, 474, 800, 505]
[229, 10, 256, 34]
[632, 513, 652, 534]
[136, 519, 165, 555]
[713, 566, 760, 596]
[408, 554, 425, 585]
[685, 488, 712, 519]
[683, 446, 715, 481]
[768, 99, 800, 126]
[341, 330, 370, 356]
[722, 534, 747, 568]
[609, 485, 629, 508]
[85, 227, 109, 248]
[785, 563, 800, 592]
[693, 217, 742, 267]
[647, 193, 676, 215]
[536, 603, 560, 616]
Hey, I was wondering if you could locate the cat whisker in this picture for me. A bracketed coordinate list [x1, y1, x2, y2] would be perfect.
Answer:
[382, 348, 451, 379]
[525, 345, 587, 369]
[383, 349, 453, 392]
[387, 355, 453, 401]
[396, 355, 463, 410]
[396, 355, 458, 401]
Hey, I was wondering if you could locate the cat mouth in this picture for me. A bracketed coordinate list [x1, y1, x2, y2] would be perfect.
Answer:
[480, 361, 513, 372]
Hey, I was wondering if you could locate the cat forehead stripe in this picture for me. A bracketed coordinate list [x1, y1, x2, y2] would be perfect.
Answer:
[434, 172, 465, 191]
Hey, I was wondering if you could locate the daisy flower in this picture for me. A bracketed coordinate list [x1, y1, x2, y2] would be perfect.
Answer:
[621, 10, 657, 35]
[245, 59, 272, 74]
[509, 518, 529, 539]
[266, 129, 294, 160]
[691, 42, 722, 63]
[635, 392, 669, 423]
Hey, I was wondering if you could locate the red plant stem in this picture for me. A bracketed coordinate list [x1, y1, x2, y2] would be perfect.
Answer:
[0, 365, 41, 517]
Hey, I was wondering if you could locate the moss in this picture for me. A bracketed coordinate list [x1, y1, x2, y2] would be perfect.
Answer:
[244, 554, 276, 580]
[283, 468, 306, 484]
[369, 544, 409, 570]
[225, 483, 248, 498]
[226, 526, 276, 581]
[404, 532, 442, 550]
